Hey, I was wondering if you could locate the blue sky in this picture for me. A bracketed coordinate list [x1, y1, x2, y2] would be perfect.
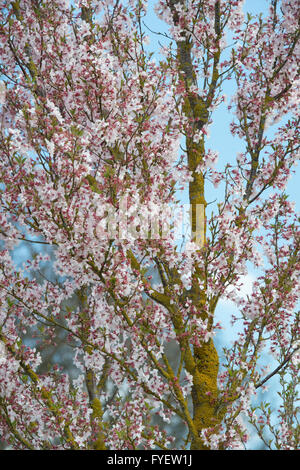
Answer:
[6, 0, 297, 449]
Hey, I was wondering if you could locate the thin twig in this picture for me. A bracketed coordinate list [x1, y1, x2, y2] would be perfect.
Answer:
[255, 346, 300, 390]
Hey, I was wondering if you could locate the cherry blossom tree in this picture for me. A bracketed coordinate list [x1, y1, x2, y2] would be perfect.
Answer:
[0, 0, 299, 450]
